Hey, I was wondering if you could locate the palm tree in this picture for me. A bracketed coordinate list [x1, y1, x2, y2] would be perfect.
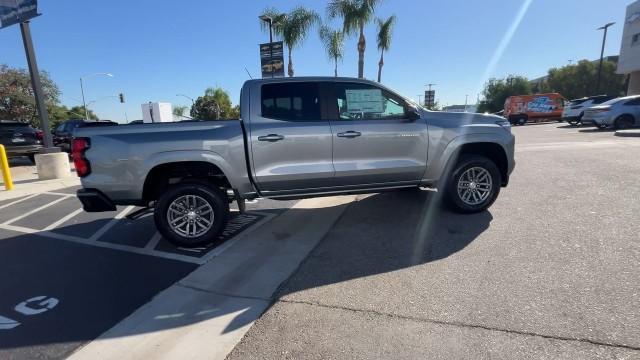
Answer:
[376, 15, 396, 83]
[319, 25, 345, 77]
[327, 0, 381, 79]
[259, 7, 320, 77]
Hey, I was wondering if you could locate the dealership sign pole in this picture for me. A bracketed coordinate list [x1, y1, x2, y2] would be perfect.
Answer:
[1, 0, 55, 150]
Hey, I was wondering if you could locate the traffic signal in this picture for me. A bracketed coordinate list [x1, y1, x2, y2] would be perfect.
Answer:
[119, 93, 125, 103]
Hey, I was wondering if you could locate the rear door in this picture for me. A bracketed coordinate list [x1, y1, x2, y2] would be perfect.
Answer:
[249, 81, 334, 193]
[327, 82, 428, 186]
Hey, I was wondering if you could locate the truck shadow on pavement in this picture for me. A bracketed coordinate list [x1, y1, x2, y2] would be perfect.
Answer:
[274, 190, 493, 301]
[0, 190, 492, 357]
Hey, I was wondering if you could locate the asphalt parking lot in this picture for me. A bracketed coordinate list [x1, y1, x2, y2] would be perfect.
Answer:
[0, 186, 296, 359]
[228, 123, 640, 359]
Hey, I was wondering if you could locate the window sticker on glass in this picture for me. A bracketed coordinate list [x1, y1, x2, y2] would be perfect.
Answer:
[345, 89, 384, 113]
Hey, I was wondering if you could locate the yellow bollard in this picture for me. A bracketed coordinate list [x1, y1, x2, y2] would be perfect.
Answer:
[0, 144, 14, 191]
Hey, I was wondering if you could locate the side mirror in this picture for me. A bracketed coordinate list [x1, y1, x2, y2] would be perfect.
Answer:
[405, 106, 421, 121]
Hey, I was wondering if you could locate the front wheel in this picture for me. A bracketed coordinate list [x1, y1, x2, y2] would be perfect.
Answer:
[445, 155, 501, 213]
[154, 180, 229, 247]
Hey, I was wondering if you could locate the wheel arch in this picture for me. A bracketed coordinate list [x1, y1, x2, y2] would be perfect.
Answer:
[142, 161, 232, 204]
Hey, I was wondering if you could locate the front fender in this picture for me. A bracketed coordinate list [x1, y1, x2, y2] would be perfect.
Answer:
[422, 132, 515, 185]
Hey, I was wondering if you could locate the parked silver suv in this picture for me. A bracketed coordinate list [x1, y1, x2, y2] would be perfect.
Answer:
[581, 95, 640, 129]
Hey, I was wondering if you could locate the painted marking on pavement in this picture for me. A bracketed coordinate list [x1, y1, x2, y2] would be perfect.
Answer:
[43, 208, 84, 231]
[0, 315, 20, 330]
[0, 193, 39, 211]
[15, 296, 60, 315]
[145, 232, 162, 250]
[88, 206, 135, 242]
[2, 196, 70, 225]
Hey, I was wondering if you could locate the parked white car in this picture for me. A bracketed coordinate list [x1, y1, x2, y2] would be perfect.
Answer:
[562, 95, 615, 126]
[581, 95, 640, 129]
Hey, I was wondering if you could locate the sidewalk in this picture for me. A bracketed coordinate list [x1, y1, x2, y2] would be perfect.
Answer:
[0, 162, 80, 201]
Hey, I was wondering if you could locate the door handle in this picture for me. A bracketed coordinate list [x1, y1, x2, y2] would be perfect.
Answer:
[258, 134, 285, 142]
[337, 131, 362, 138]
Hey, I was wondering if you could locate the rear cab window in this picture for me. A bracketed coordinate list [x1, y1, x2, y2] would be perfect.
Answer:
[261, 82, 320, 121]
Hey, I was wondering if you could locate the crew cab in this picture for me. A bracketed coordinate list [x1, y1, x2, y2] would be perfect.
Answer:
[75, 77, 515, 247]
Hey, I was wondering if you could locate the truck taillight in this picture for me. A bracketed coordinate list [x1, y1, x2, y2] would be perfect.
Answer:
[72, 138, 91, 177]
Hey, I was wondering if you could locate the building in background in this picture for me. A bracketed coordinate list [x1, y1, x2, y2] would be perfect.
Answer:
[141, 102, 173, 123]
[619, 0, 640, 94]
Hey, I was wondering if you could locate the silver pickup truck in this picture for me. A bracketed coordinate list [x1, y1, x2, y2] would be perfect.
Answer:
[74, 77, 515, 247]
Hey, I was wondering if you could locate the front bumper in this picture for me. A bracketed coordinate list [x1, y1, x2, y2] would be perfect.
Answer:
[77, 189, 117, 212]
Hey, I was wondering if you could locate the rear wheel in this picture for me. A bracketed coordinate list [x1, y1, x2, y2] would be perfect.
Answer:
[516, 116, 527, 126]
[445, 155, 501, 213]
[27, 154, 36, 164]
[154, 180, 229, 247]
[614, 115, 634, 130]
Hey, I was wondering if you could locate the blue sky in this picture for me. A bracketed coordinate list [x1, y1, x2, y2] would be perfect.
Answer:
[0, 0, 631, 121]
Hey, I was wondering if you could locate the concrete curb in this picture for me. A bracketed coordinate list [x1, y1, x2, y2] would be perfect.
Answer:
[68, 195, 357, 360]
[615, 130, 640, 137]
[0, 177, 80, 201]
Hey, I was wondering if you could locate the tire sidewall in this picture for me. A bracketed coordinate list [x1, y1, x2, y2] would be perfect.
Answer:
[154, 181, 229, 247]
[446, 156, 501, 213]
[615, 116, 633, 130]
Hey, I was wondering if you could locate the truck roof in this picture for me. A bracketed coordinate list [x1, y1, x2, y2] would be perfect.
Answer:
[244, 76, 381, 86]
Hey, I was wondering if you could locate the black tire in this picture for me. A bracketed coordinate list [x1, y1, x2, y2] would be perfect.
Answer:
[27, 154, 36, 164]
[154, 180, 229, 247]
[614, 115, 634, 130]
[445, 155, 501, 214]
[517, 116, 527, 126]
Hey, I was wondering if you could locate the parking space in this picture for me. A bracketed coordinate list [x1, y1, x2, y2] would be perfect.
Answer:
[0, 187, 296, 359]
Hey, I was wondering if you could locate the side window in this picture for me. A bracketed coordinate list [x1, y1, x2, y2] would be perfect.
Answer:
[625, 98, 640, 106]
[332, 82, 407, 120]
[261, 82, 320, 121]
[56, 124, 65, 133]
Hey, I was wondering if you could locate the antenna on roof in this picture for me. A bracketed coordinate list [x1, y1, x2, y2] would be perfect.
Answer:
[244, 67, 254, 79]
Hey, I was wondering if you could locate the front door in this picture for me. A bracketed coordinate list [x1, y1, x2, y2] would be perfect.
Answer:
[249, 81, 334, 193]
[327, 82, 429, 186]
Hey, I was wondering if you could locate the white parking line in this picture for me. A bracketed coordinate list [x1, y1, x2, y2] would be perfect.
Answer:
[145, 232, 162, 250]
[43, 208, 84, 231]
[88, 206, 135, 242]
[0, 194, 40, 211]
[2, 196, 71, 226]
[44, 192, 76, 197]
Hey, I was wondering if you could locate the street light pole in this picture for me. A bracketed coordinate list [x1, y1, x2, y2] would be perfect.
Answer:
[80, 73, 114, 121]
[176, 94, 195, 106]
[19, 21, 54, 150]
[596, 22, 615, 94]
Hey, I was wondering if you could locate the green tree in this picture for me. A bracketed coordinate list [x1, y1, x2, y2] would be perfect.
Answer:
[477, 75, 532, 113]
[543, 60, 625, 100]
[0, 64, 61, 128]
[173, 105, 189, 119]
[328, 0, 382, 79]
[319, 25, 345, 77]
[260, 7, 320, 77]
[190, 87, 237, 120]
[375, 15, 396, 83]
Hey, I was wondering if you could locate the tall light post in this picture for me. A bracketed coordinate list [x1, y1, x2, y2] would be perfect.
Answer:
[176, 94, 195, 106]
[80, 73, 113, 121]
[596, 22, 615, 94]
[464, 95, 469, 112]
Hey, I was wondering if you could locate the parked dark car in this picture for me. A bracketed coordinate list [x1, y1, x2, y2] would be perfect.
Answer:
[53, 120, 118, 152]
[0, 121, 43, 163]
